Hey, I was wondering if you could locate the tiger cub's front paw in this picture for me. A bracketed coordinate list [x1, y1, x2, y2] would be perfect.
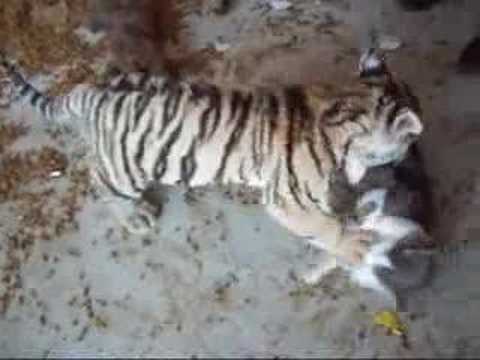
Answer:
[123, 210, 156, 235]
[336, 229, 377, 265]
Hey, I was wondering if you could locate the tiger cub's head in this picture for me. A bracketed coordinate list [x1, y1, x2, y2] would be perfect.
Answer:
[344, 49, 423, 185]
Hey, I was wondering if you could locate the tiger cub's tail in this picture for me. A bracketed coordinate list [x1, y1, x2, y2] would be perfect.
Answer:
[0, 52, 83, 127]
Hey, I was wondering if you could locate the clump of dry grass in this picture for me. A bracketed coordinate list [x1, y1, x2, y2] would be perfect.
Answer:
[0, 147, 68, 201]
[0, 122, 29, 153]
[0, 0, 101, 94]
[0, 0, 87, 71]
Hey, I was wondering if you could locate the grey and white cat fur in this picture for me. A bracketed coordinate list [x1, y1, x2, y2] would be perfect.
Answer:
[303, 147, 435, 307]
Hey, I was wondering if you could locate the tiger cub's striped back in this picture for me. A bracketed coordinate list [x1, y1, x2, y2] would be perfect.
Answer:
[0, 49, 423, 218]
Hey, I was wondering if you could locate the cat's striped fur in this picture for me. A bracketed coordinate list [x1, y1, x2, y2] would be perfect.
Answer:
[0, 50, 424, 265]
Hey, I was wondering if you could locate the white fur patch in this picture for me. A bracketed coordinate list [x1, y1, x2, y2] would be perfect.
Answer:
[344, 155, 366, 185]
[347, 189, 424, 304]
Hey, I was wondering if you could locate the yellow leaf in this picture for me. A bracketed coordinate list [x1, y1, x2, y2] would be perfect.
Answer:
[373, 310, 407, 336]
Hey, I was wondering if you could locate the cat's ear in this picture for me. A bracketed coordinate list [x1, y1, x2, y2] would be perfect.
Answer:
[391, 110, 423, 139]
[358, 48, 387, 78]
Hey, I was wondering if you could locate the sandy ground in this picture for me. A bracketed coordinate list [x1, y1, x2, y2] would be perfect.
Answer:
[0, 0, 480, 357]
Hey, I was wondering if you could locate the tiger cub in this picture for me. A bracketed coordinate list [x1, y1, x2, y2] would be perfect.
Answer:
[0, 49, 424, 266]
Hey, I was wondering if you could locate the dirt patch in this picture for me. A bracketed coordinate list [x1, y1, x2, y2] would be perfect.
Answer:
[0, 121, 90, 315]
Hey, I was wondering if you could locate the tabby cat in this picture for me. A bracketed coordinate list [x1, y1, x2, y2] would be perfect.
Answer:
[0, 49, 423, 267]
[302, 145, 434, 305]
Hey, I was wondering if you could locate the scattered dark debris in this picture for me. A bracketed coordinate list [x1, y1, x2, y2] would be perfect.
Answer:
[176, 323, 183, 332]
[215, 212, 225, 222]
[30, 288, 38, 299]
[95, 299, 108, 307]
[67, 247, 82, 258]
[288, 285, 316, 299]
[186, 234, 200, 252]
[219, 233, 227, 242]
[357, 328, 367, 340]
[80, 285, 100, 323]
[214, 285, 230, 303]
[205, 314, 226, 324]
[77, 325, 89, 342]
[408, 312, 427, 322]
[287, 269, 298, 283]
[142, 237, 153, 247]
[227, 186, 262, 206]
[68, 296, 78, 307]
[46, 269, 56, 280]
[213, 272, 239, 304]
[40, 314, 47, 326]
[145, 260, 164, 272]
[401, 334, 412, 350]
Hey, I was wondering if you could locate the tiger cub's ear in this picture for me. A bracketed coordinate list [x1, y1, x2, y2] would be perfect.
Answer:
[358, 48, 387, 78]
[390, 110, 423, 140]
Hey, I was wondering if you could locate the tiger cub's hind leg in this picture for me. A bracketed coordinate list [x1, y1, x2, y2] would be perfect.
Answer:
[110, 191, 164, 235]
[266, 202, 376, 266]
[90, 168, 164, 235]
